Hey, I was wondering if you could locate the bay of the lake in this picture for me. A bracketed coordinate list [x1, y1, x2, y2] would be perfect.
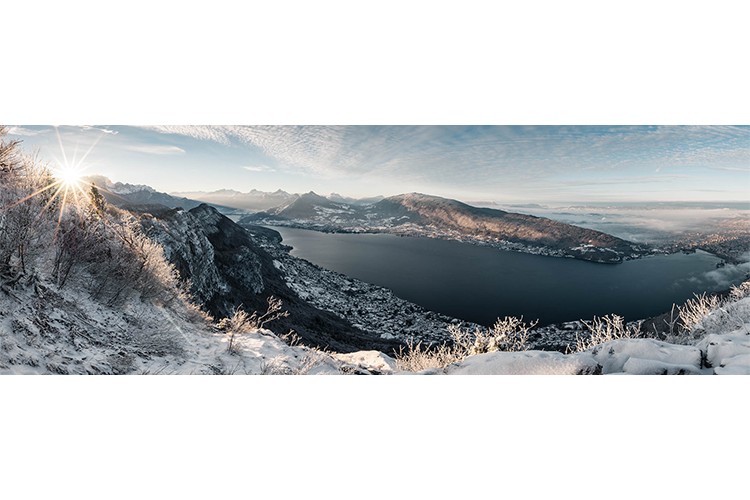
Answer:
[273, 227, 741, 326]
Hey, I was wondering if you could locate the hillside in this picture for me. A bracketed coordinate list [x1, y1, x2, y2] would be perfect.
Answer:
[0, 275, 397, 375]
[243, 192, 651, 263]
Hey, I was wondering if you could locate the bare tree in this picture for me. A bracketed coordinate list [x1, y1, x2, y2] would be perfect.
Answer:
[219, 296, 290, 353]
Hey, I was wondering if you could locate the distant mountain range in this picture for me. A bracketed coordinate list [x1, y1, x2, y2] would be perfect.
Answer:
[242, 192, 651, 263]
[84, 176, 242, 215]
[168, 189, 386, 211]
[170, 188, 299, 212]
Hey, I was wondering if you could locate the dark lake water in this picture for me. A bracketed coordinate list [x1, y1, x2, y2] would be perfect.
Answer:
[274, 227, 743, 326]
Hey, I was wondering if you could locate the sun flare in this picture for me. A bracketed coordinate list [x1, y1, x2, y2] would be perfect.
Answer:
[56, 166, 84, 189]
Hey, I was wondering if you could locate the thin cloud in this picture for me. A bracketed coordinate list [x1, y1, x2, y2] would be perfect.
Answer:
[80, 125, 118, 135]
[6, 126, 46, 136]
[709, 165, 750, 172]
[243, 165, 275, 172]
[124, 144, 186, 155]
[554, 175, 688, 187]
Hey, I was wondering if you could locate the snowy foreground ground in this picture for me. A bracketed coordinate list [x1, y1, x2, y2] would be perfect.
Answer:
[2, 274, 749, 374]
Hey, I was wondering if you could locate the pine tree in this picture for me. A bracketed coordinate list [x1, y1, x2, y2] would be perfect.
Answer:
[89, 184, 107, 213]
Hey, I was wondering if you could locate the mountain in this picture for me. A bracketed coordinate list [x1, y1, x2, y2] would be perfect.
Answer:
[170, 188, 298, 211]
[84, 176, 244, 215]
[328, 193, 385, 205]
[242, 192, 651, 263]
[85, 174, 156, 195]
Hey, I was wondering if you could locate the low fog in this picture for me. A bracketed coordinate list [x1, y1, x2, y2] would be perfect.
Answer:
[483, 202, 750, 245]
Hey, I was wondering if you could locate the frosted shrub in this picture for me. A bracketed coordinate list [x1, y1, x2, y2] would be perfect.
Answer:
[219, 296, 290, 353]
[574, 314, 641, 352]
[729, 280, 750, 300]
[396, 316, 537, 371]
[665, 289, 750, 345]
[219, 308, 253, 353]
[449, 316, 536, 356]
[677, 293, 722, 333]
[486, 316, 535, 352]
[395, 339, 463, 372]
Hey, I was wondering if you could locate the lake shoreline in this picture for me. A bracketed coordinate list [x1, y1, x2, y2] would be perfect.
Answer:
[269, 226, 741, 328]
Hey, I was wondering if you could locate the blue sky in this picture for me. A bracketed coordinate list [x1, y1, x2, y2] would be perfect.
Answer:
[6, 125, 749, 203]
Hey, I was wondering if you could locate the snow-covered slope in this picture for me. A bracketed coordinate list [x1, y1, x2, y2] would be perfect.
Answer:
[0, 277, 397, 375]
[442, 293, 750, 375]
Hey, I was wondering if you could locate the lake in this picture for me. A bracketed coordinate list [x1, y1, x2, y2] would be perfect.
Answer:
[273, 227, 744, 326]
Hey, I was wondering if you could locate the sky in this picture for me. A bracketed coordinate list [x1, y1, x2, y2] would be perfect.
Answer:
[5, 125, 749, 203]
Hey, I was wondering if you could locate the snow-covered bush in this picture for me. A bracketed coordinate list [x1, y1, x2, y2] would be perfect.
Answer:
[653, 280, 750, 346]
[218, 296, 290, 353]
[677, 293, 722, 333]
[573, 314, 641, 353]
[395, 338, 463, 372]
[396, 316, 536, 371]
[667, 283, 750, 346]
[729, 281, 750, 300]
[449, 316, 536, 355]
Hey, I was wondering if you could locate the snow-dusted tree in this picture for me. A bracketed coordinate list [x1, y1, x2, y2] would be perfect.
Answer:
[71, 209, 182, 306]
[52, 205, 106, 288]
[89, 184, 107, 214]
[0, 130, 57, 281]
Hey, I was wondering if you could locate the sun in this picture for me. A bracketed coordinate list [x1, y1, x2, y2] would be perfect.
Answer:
[57, 166, 84, 189]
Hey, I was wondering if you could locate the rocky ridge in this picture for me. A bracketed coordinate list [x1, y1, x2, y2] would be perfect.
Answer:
[132, 205, 424, 353]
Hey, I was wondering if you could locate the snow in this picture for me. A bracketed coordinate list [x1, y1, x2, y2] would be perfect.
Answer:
[444, 350, 599, 375]
[441, 339, 710, 375]
[442, 342, 706, 375]
[620, 357, 703, 375]
[589, 339, 703, 374]
[332, 351, 398, 373]
[699, 329, 750, 375]
[0, 279, 392, 375]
